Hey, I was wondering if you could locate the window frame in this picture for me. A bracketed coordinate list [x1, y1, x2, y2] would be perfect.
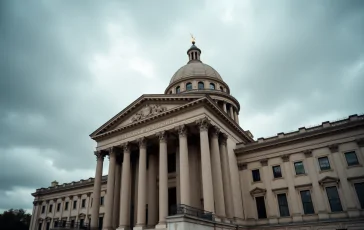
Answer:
[252, 169, 261, 182]
[294, 161, 306, 175]
[325, 186, 343, 212]
[57, 203, 61, 212]
[277, 193, 290, 217]
[344, 151, 359, 167]
[209, 82, 215, 90]
[100, 196, 104, 206]
[49, 204, 53, 213]
[318, 156, 331, 171]
[186, 82, 192, 91]
[41, 205, 45, 214]
[73, 200, 77, 209]
[82, 199, 86, 208]
[65, 201, 69, 210]
[299, 190, 315, 214]
[175, 86, 180, 94]
[198, 82, 204, 90]
[353, 182, 364, 209]
[255, 196, 267, 219]
[272, 165, 283, 178]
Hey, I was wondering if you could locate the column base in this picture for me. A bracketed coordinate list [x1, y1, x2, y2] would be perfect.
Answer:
[103, 227, 115, 230]
[133, 225, 145, 230]
[268, 216, 278, 224]
[318, 212, 329, 220]
[292, 213, 303, 222]
[347, 208, 360, 218]
[155, 222, 167, 229]
[116, 226, 130, 230]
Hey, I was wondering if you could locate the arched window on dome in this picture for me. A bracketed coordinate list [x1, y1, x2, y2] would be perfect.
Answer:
[176, 86, 180, 94]
[198, 82, 204, 90]
[210, 83, 215, 90]
[186, 82, 192, 91]
[220, 86, 224, 92]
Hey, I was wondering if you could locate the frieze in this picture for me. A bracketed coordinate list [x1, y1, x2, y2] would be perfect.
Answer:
[131, 104, 167, 123]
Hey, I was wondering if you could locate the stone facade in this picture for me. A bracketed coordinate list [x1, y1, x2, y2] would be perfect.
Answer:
[30, 42, 364, 230]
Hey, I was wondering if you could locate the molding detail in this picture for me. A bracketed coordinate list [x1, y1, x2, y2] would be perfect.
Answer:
[176, 125, 187, 137]
[281, 155, 289, 162]
[250, 187, 266, 196]
[260, 159, 268, 166]
[122, 142, 130, 153]
[304, 150, 312, 158]
[328, 144, 339, 153]
[219, 133, 228, 146]
[196, 117, 210, 131]
[356, 138, 364, 147]
[131, 104, 167, 123]
[238, 163, 247, 170]
[319, 176, 340, 187]
[94, 151, 105, 161]
[211, 126, 220, 138]
[157, 131, 168, 143]
[138, 137, 147, 148]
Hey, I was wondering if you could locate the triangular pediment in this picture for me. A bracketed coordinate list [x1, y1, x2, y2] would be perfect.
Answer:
[250, 187, 266, 196]
[90, 94, 204, 138]
[318, 176, 340, 186]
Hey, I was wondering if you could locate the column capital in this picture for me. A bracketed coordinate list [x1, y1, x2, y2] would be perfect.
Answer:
[87, 192, 91, 197]
[94, 151, 105, 161]
[61, 197, 66, 201]
[108, 147, 116, 159]
[196, 117, 210, 132]
[53, 198, 57, 202]
[176, 125, 187, 137]
[138, 137, 147, 148]
[219, 133, 228, 145]
[77, 194, 82, 199]
[281, 155, 289, 162]
[33, 201, 38, 206]
[156, 131, 168, 143]
[211, 126, 220, 138]
[122, 142, 130, 153]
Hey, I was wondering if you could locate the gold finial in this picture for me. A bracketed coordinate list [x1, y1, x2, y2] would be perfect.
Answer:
[190, 33, 195, 44]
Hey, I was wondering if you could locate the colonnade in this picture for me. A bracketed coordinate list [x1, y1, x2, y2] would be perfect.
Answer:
[90, 118, 238, 230]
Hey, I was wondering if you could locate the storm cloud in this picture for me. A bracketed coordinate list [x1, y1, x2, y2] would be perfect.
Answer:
[1, 0, 363, 212]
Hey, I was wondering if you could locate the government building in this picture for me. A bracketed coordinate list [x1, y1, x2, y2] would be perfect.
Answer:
[30, 40, 364, 230]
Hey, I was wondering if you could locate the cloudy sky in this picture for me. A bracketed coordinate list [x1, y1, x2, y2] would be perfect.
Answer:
[1, 0, 363, 212]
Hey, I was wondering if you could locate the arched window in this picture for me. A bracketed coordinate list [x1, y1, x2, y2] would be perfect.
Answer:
[210, 83, 215, 90]
[198, 82, 204, 90]
[220, 86, 224, 92]
[186, 82, 192, 91]
[176, 86, 180, 94]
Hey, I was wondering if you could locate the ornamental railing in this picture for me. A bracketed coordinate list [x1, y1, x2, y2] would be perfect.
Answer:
[171, 204, 215, 221]
[52, 221, 90, 229]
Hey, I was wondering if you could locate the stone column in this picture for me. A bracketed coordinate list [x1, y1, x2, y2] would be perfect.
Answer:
[60, 197, 65, 221]
[113, 159, 121, 228]
[91, 151, 105, 229]
[177, 125, 190, 206]
[135, 138, 147, 228]
[67, 197, 72, 221]
[104, 147, 117, 230]
[210, 126, 226, 217]
[197, 118, 215, 213]
[229, 106, 234, 120]
[147, 153, 157, 227]
[281, 155, 301, 221]
[118, 143, 131, 229]
[260, 160, 278, 223]
[51, 199, 57, 227]
[219, 134, 234, 218]
[223, 102, 227, 113]
[76, 195, 81, 222]
[86, 193, 91, 225]
[234, 110, 239, 124]
[31, 201, 39, 230]
[156, 131, 168, 228]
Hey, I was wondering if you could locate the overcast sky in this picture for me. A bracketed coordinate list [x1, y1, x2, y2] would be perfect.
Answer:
[1, 0, 363, 212]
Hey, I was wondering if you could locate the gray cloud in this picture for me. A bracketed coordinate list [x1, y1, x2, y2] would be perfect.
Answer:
[1, 0, 363, 211]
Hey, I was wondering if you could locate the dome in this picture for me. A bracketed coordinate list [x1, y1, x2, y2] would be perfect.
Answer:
[169, 62, 223, 84]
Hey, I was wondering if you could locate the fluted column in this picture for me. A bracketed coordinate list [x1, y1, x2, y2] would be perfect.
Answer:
[234, 110, 239, 124]
[210, 126, 226, 217]
[104, 147, 117, 230]
[86, 193, 91, 224]
[197, 118, 215, 213]
[91, 151, 105, 229]
[229, 106, 234, 120]
[147, 153, 157, 227]
[223, 102, 227, 113]
[118, 143, 131, 229]
[135, 138, 147, 228]
[156, 131, 168, 228]
[113, 159, 121, 228]
[177, 125, 190, 206]
[260, 160, 278, 222]
[219, 134, 234, 218]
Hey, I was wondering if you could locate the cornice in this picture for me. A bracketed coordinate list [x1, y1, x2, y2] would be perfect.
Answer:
[235, 114, 364, 155]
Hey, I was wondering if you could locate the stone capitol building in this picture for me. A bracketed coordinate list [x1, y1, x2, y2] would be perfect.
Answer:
[30, 40, 364, 230]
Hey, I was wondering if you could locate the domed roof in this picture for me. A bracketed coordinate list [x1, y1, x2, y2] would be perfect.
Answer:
[170, 62, 223, 84]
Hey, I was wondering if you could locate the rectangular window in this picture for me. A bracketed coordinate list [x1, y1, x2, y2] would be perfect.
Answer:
[277, 193, 290, 217]
[326, 186, 343, 212]
[70, 220, 75, 227]
[294, 161, 305, 175]
[354, 182, 364, 209]
[82, 199, 86, 208]
[98, 216, 103, 230]
[345, 151, 359, 166]
[46, 222, 50, 230]
[300, 190, 315, 214]
[272, 165, 282, 178]
[49, 204, 53, 213]
[65, 202, 69, 210]
[38, 223, 42, 230]
[100, 196, 104, 206]
[57, 203, 60, 212]
[318, 157, 331, 170]
[167, 152, 176, 173]
[255, 196, 267, 219]
[80, 219, 84, 227]
[73, 200, 77, 209]
[41, 205, 45, 213]
[252, 169, 261, 182]
[91, 198, 93, 207]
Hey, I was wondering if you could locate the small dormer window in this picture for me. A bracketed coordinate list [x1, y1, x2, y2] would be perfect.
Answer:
[176, 86, 180, 94]
[186, 82, 192, 91]
[198, 82, 204, 90]
[210, 83, 215, 90]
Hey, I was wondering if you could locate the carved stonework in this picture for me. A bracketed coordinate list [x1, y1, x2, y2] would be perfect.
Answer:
[176, 125, 187, 137]
[318, 176, 340, 187]
[260, 159, 268, 166]
[211, 126, 220, 138]
[108, 147, 116, 159]
[131, 104, 167, 123]
[61, 197, 65, 201]
[250, 187, 267, 196]
[33, 201, 38, 206]
[304, 150, 312, 158]
[77, 194, 81, 198]
[122, 142, 130, 153]
[87, 192, 91, 197]
[94, 151, 105, 161]
[157, 131, 168, 143]
[328, 144, 339, 153]
[138, 137, 147, 148]
[196, 117, 210, 131]
[281, 155, 289, 162]
[356, 138, 364, 147]
[238, 163, 247, 170]
[219, 133, 228, 146]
